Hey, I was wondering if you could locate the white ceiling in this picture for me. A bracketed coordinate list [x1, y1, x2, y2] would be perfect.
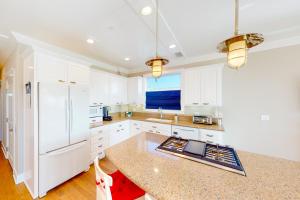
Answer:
[0, 0, 300, 71]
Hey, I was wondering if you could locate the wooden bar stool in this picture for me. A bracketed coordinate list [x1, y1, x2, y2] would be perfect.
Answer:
[94, 157, 155, 200]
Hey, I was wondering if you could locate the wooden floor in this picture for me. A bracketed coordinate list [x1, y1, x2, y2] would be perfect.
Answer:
[0, 147, 117, 200]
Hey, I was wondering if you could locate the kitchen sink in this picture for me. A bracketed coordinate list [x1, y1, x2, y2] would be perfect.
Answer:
[146, 118, 173, 123]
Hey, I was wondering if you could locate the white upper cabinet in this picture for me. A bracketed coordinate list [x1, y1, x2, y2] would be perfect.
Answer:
[89, 70, 110, 105]
[109, 74, 128, 105]
[68, 62, 89, 85]
[89, 69, 128, 106]
[36, 53, 89, 85]
[183, 64, 223, 106]
[183, 67, 202, 106]
[36, 53, 68, 83]
[127, 76, 144, 105]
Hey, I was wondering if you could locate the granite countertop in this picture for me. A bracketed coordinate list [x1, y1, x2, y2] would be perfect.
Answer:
[93, 115, 224, 131]
[105, 132, 300, 200]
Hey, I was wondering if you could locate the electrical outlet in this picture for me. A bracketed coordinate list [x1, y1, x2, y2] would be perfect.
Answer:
[261, 115, 270, 121]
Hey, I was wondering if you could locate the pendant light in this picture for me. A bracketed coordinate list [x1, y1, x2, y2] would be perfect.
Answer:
[217, 0, 264, 69]
[145, 0, 169, 78]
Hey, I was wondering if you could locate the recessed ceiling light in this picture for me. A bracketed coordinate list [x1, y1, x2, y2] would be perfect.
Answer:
[86, 38, 94, 44]
[141, 6, 152, 16]
[124, 57, 130, 61]
[169, 44, 176, 49]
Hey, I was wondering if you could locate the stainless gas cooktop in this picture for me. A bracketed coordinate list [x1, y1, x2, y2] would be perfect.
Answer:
[156, 137, 246, 176]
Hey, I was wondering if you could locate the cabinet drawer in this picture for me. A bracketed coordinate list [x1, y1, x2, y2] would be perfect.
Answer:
[172, 126, 199, 140]
[200, 129, 223, 145]
[91, 150, 105, 160]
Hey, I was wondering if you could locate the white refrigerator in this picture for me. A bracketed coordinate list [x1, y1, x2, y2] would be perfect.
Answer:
[38, 83, 90, 197]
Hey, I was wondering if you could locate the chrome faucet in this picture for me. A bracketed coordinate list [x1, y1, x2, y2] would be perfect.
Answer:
[158, 107, 163, 119]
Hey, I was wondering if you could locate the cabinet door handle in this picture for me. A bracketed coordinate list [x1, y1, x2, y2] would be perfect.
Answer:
[116, 130, 120, 132]
[206, 134, 214, 137]
[203, 102, 209, 105]
[98, 145, 103, 148]
[178, 128, 195, 132]
[192, 103, 199, 105]
[98, 137, 103, 141]
[152, 126, 157, 128]
[206, 140, 213, 143]
[173, 132, 178, 135]
[58, 80, 65, 83]
[70, 81, 77, 84]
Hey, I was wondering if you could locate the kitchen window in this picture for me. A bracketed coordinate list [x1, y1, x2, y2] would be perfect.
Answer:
[145, 73, 181, 110]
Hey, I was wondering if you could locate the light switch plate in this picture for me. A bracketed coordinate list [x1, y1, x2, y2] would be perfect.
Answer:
[261, 115, 270, 121]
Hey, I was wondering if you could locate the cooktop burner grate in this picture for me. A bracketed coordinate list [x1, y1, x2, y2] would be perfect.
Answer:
[156, 137, 246, 176]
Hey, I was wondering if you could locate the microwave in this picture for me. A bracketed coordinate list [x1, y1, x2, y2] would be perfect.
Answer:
[89, 104, 103, 118]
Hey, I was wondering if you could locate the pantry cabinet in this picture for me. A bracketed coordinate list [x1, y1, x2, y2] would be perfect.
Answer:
[183, 64, 223, 106]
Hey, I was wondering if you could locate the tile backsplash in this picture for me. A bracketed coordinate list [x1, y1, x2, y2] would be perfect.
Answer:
[108, 104, 222, 118]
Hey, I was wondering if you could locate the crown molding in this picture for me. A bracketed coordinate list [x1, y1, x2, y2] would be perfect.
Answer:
[12, 32, 129, 74]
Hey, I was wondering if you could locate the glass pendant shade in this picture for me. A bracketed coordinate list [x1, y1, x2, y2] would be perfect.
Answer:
[152, 60, 163, 78]
[227, 39, 247, 69]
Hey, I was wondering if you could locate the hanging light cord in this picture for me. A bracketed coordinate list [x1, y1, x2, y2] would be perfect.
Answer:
[155, 0, 159, 57]
[234, 0, 239, 35]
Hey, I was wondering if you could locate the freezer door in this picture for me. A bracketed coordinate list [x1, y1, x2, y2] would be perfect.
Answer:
[69, 85, 89, 144]
[39, 141, 89, 197]
[39, 83, 69, 154]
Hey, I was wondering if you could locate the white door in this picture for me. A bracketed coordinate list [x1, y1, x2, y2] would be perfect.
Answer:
[6, 93, 14, 165]
[39, 83, 69, 154]
[69, 85, 89, 144]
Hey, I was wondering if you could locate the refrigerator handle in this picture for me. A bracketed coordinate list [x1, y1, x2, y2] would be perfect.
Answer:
[43, 141, 87, 156]
[65, 99, 68, 134]
[70, 99, 73, 134]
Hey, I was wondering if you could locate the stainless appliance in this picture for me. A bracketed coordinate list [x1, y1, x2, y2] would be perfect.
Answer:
[156, 137, 246, 176]
[89, 103, 103, 124]
[193, 115, 213, 125]
[38, 83, 90, 197]
[103, 106, 112, 121]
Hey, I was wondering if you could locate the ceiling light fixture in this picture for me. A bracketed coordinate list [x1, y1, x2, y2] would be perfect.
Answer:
[86, 38, 94, 44]
[124, 57, 130, 61]
[217, 0, 264, 69]
[145, 0, 169, 78]
[169, 44, 176, 49]
[141, 6, 152, 16]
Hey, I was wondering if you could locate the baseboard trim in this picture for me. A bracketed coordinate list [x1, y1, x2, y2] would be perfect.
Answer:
[1, 144, 8, 159]
[13, 171, 24, 184]
[24, 180, 38, 199]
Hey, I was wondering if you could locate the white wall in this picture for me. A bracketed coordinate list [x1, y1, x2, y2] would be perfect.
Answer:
[222, 45, 300, 161]
[22, 48, 37, 197]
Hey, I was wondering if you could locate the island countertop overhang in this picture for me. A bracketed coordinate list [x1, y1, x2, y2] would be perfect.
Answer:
[105, 132, 300, 200]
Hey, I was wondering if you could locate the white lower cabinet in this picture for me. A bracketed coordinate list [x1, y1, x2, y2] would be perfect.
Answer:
[142, 121, 172, 136]
[130, 120, 143, 136]
[199, 129, 224, 145]
[171, 126, 200, 140]
[90, 126, 109, 162]
[109, 120, 130, 147]
[90, 120, 225, 163]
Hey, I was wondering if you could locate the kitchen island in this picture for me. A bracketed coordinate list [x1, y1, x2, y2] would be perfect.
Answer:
[105, 132, 300, 200]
